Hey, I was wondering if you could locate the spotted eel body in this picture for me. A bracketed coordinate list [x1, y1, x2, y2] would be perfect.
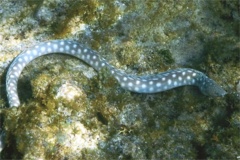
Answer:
[6, 39, 226, 107]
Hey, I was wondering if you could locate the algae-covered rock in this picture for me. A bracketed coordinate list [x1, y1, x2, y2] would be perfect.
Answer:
[0, 0, 239, 159]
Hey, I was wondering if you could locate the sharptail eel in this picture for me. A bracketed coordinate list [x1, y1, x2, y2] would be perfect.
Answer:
[6, 39, 226, 107]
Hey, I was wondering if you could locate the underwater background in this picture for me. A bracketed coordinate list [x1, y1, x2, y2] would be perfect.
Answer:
[0, 0, 239, 159]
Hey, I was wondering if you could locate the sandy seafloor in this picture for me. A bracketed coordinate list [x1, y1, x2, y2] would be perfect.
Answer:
[0, 0, 239, 159]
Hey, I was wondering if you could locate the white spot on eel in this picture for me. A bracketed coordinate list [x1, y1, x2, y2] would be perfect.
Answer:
[6, 40, 227, 107]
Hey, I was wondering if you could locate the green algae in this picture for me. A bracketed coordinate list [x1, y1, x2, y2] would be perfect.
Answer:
[208, 0, 239, 23]
[203, 36, 240, 64]
[49, 0, 123, 41]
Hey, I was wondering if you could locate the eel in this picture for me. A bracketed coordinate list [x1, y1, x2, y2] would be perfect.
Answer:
[6, 39, 227, 107]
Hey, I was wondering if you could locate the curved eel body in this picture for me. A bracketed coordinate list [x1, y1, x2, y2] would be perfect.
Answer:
[6, 39, 226, 107]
